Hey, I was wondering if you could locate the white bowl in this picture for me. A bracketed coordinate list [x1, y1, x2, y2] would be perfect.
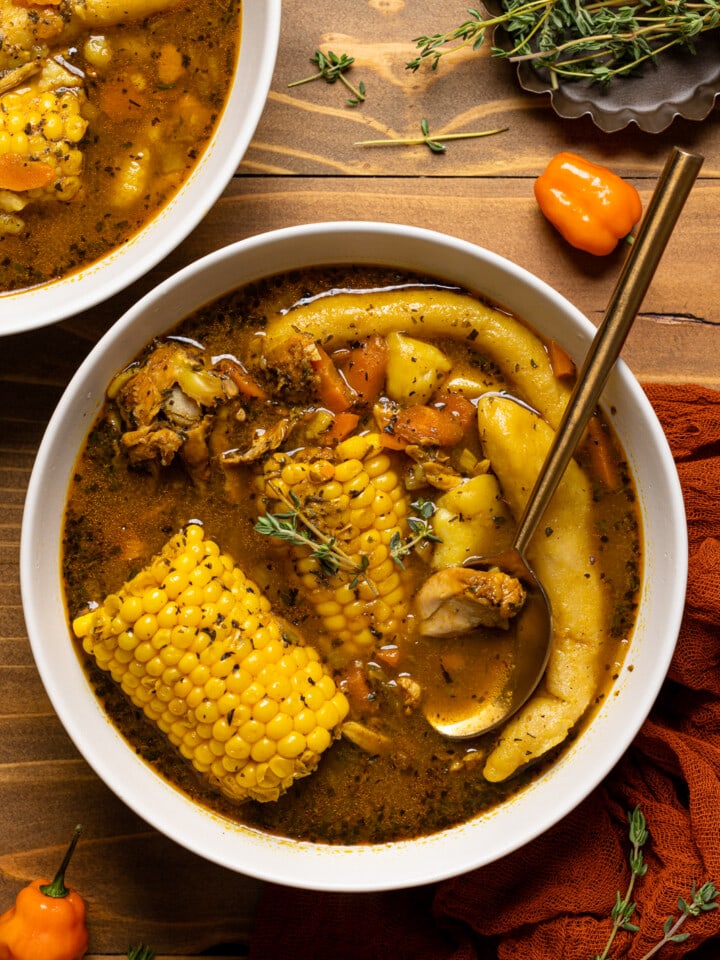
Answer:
[21, 222, 686, 891]
[0, 0, 281, 336]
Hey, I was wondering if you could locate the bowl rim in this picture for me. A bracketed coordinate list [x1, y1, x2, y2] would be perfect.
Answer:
[20, 221, 688, 891]
[0, 0, 281, 336]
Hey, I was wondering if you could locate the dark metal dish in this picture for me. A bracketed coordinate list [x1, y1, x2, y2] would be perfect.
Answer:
[486, 7, 720, 134]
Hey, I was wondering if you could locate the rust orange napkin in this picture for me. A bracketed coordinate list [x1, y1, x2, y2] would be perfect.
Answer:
[249, 383, 720, 960]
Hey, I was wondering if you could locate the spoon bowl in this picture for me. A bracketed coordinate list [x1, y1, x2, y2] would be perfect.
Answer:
[423, 146, 703, 741]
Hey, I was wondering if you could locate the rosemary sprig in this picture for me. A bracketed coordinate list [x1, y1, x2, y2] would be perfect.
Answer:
[594, 806, 648, 960]
[288, 49, 366, 106]
[389, 498, 441, 569]
[406, 1, 720, 86]
[594, 806, 719, 960]
[255, 485, 377, 593]
[356, 117, 508, 153]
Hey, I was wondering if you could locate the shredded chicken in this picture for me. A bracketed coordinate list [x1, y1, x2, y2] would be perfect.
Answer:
[259, 333, 324, 404]
[110, 341, 239, 482]
[415, 566, 527, 637]
[222, 417, 298, 465]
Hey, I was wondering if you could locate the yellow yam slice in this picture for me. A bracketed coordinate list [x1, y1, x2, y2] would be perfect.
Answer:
[262, 289, 571, 429]
[475, 394, 607, 782]
[385, 331, 452, 404]
[430, 473, 513, 570]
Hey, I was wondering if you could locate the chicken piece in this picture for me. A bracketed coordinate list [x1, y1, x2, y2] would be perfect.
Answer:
[396, 675, 422, 711]
[108, 341, 239, 481]
[419, 461, 464, 491]
[0, 0, 188, 71]
[341, 721, 393, 756]
[258, 333, 322, 405]
[415, 566, 526, 637]
[0, 59, 88, 234]
[116, 424, 183, 467]
[222, 417, 298, 465]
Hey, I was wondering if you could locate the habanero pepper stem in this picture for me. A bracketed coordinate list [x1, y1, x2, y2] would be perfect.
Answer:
[0, 825, 89, 960]
[534, 151, 643, 256]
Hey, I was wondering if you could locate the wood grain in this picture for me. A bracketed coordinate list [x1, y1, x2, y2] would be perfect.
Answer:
[1, 0, 719, 954]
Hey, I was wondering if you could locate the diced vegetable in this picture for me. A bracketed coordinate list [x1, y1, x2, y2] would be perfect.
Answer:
[336, 334, 389, 405]
[547, 338, 576, 380]
[430, 473, 513, 569]
[375, 401, 466, 449]
[385, 331, 452, 404]
[311, 345, 355, 413]
[584, 415, 621, 491]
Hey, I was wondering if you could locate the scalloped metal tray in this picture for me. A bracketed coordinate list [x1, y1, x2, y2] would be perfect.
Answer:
[488, 11, 720, 134]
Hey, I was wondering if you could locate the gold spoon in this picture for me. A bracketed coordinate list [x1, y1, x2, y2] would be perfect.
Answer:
[424, 146, 704, 740]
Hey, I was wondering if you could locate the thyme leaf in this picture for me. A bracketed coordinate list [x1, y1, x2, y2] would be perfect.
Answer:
[255, 483, 378, 594]
[288, 49, 366, 105]
[389, 498, 441, 569]
[356, 118, 508, 152]
[405, 1, 719, 85]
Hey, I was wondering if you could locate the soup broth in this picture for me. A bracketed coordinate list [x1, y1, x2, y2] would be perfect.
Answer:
[63, 266, 641, 844]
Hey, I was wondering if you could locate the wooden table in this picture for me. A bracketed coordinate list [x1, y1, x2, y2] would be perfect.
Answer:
[2, 2, 719, 955]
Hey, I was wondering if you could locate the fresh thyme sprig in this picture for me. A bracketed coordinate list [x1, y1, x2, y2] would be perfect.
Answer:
[255, 485, 376, 593]
[594, 805, 648, 960]
[389, 498, 441, 568]
[639, 882, 719, 959]
[594, 806, 719, 960]
[288, 49, 366, 106]
[406, 1, 720, 86]
[356, 117, 508, 153]
[127, 948, 155, 960]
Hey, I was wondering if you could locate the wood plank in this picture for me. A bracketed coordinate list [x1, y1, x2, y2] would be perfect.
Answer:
[240, 0, 720, 179]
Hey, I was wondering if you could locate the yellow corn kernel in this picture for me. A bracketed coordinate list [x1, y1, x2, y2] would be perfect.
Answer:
[0, 78, 88, 212]
[73, 524, 348, 804]
[258, 435, 412, 666]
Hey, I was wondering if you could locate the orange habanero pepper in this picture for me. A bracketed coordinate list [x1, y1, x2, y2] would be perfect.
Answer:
[534, 151, 642, 256]
[0, 826, 88, 960]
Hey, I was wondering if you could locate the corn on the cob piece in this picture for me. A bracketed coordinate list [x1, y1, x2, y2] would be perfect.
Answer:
[72, 523, 349, 803]
[256, 433, 413, 667]
[0, 61, 87, 233]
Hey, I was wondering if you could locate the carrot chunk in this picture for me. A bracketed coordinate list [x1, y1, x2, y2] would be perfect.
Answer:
[0, 154, 54, 192]
[322, 411, 360, 445]
[548, 338, 576, 380]
[585, 415, 621, 491]
[434, 389, 476, 432]
[376, 403, 465, 449]
[337, 334, 389, 406]
[311, 345, 355, 413]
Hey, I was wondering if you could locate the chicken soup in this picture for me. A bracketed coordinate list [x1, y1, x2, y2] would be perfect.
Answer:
[63, 266, 641, 844]
[0, 0, 239, 292]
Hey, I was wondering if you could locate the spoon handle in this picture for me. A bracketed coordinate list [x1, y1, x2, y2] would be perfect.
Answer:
[514, 146, 704, 557]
